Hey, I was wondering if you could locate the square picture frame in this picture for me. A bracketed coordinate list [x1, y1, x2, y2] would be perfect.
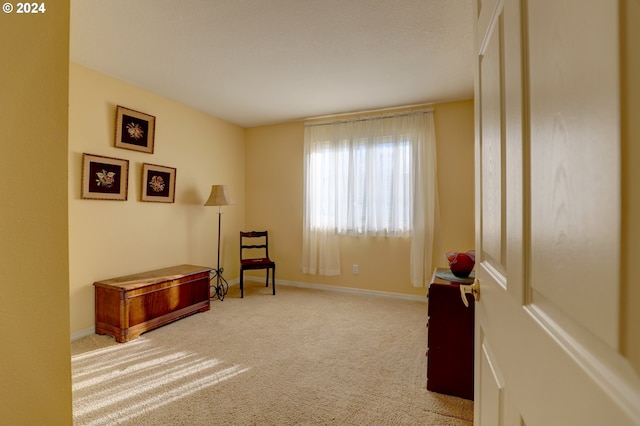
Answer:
[141, 163, 176, 203]
[81, 153, 129, 201]
[115, 105, 156, 154]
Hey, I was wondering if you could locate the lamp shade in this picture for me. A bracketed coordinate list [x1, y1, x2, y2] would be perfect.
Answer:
[204, 185, 233, 206]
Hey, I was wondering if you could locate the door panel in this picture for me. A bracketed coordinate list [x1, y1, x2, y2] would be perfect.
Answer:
[479, 337, 504, 426]
[474, 0, 640, 424]
[479, 6, 505, 274]
[528, 0, 620, 350]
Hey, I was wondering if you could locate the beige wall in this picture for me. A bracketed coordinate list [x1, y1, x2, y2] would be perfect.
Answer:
[434, 101, 476, 255]
[0, 2, 73, 424]
[245, 100, 475, 297]
[68, 63, 245, 334]
[621, 0, 640, 372]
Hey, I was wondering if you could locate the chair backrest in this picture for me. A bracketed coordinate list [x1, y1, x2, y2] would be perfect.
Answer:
[240, 231, 270, 260]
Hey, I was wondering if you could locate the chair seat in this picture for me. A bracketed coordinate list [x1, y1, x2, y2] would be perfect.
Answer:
[241, 258, 274, 268]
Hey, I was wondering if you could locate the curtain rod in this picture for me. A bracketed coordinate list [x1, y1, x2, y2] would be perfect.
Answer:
[304, 108, 434, 128]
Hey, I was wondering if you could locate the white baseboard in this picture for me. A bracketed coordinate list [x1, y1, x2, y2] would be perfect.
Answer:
[242, 276, 427, 302]
[71, 327, 95, 342]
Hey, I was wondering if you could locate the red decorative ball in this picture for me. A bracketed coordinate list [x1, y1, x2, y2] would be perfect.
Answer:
[446, 250, 476, 278]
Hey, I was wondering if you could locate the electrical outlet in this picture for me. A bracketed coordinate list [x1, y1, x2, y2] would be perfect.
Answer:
[352, 264, 359, 274]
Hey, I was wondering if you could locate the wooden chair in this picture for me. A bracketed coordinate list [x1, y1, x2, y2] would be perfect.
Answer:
[239, 231, 276, 298]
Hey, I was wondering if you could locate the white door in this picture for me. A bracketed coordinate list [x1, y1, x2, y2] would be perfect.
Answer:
[473, 0, 640, 424]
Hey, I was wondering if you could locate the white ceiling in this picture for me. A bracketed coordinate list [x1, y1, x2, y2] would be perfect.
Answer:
[70, 0, 474, 128]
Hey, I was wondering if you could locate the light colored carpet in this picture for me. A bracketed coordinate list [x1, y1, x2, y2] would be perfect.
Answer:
[72, 283, 474, 425]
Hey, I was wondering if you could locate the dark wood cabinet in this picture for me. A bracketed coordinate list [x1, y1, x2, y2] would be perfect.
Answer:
[426, 268, 475, 400]
[94, 264, 212, 343]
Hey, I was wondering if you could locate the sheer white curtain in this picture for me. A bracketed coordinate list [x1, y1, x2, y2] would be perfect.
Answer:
[302, 110, 439, 286]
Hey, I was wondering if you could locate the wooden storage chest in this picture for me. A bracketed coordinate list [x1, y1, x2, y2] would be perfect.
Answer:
[94, 264, 212, 343]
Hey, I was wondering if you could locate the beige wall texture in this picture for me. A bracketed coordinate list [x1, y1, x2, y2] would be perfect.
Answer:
[0, 1, 73, 424]
[68, 63, 245, 335]
[245, 100, 475, 298]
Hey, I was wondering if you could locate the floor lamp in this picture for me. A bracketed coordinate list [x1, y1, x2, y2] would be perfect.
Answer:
[204, 184, 233, 301]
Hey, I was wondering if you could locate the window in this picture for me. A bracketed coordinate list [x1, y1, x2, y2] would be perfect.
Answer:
[302, 110, 439, 286]
[307, 135, 413, 236]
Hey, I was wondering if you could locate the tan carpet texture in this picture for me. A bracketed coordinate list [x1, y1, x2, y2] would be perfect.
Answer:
[72, 283, 473, 425]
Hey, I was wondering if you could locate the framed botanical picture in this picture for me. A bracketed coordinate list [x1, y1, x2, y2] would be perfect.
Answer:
[115, 105, 156, 154]
[141, 163, 176, 203]
[81, 153, 129, 201]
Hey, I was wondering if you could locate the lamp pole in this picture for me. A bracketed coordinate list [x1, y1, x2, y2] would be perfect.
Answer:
[212, 206, 229, 300]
